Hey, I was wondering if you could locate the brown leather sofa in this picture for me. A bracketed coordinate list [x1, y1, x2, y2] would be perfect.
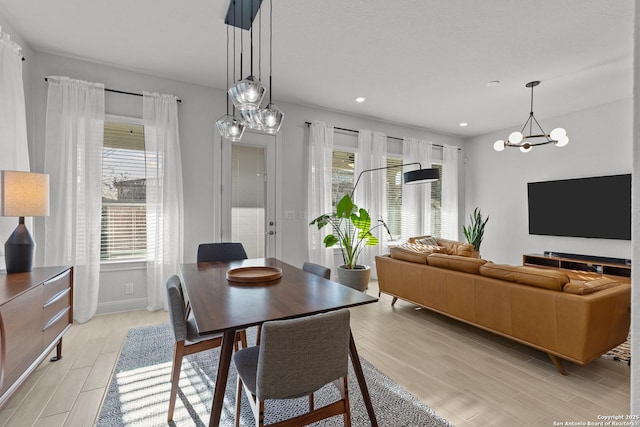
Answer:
[375, 244, 631, 375]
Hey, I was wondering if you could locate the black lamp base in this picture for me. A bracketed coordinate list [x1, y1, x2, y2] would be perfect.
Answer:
[4, 217, 35, 274]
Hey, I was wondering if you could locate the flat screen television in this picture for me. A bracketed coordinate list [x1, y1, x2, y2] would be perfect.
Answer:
[527, 174, 631, 240]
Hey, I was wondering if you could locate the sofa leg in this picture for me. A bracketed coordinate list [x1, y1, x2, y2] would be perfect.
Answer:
[391, 297, 398, 306]
[548, 354, 568, 375]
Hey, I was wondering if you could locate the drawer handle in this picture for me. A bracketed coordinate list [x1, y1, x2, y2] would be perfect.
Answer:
[43, 269, 71, 286]
[43, 307, 70, 331]
[43, 288, 71, 308]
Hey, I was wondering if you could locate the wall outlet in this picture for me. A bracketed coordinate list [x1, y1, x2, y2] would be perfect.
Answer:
[124, 283, 134, 295]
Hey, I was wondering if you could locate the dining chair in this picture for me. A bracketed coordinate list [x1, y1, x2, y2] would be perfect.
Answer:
[302, 261, 331, 280]
[233, 309, 352, 427]
[166, 275, 245, 422]
[197, 242, 248, 263]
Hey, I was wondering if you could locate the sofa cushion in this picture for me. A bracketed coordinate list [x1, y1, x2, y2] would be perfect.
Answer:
[427, 253, 487, 274]
[435, 238, 475, 257]
[415, 236, 439, 246]
[479, 264, 570, 291]
[563, 278, 621, 295]
[390, 243, 444, 264]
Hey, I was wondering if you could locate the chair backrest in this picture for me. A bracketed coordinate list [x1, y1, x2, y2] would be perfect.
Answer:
[197, 242, 248, 263]
[302, 262, 331, 280]
[166, 275, 188, 342]
[256, 309, 350, 401]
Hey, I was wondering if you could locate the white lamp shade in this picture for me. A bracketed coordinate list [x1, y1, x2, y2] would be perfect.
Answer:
[493, 140, 505, 151]
[519, 145, 532, 153]
[0, 170, 50, 217]
[555, 135, 569, 147]
[508, 131, 523, 144]
[550, 127, 567, 140]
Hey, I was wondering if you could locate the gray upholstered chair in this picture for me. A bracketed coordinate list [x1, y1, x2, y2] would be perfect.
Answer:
[233, 309, 352, 427]
[302, 261, 331, 280]
[166, 275, 244, 422]
[197, 242, 248, 263]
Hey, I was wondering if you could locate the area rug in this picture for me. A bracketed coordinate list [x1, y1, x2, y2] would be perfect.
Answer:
[97, 324, 453, 426]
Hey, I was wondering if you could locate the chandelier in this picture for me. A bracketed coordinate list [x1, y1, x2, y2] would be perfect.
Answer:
[493, 81, 568, 153]
[216, 0, 284, 142]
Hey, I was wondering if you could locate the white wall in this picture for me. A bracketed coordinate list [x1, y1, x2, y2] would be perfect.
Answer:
[464, 98, 632, 265]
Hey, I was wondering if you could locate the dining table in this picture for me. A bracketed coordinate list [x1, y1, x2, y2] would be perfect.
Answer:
[179, 258, 379, 427]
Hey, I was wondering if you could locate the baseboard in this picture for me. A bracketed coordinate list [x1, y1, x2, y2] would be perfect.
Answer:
[96, 298, 148, 314]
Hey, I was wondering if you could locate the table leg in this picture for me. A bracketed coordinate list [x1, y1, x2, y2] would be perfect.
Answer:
[349, 330, 378, 427]
[209, 330, 236, 427]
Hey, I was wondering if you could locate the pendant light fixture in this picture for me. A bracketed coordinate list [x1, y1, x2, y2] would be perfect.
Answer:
[227, 0, 266, 112]
[220, 0, 283, 141]
[259, 0, 284, 134]
[493, 81, 568, 153]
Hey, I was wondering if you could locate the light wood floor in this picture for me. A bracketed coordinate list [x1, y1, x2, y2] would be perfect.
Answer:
[0, 282, 630, 426]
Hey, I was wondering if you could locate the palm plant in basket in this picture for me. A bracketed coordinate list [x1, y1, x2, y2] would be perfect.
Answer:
[310, 194, 390, 290]
[462, 207, 489, 254]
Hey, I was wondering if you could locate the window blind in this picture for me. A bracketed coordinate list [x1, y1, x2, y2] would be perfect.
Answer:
[100, 121, 147, 261]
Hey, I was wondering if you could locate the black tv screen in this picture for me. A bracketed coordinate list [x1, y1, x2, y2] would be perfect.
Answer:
[527, 174, 631, 240]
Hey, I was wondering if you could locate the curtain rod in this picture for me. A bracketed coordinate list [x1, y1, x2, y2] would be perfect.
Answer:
[44, 77, 182, 103]
[304, 121, 460, 150]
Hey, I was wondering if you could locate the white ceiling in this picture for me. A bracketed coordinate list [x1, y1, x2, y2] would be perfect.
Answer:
[0, 0, 633, 138]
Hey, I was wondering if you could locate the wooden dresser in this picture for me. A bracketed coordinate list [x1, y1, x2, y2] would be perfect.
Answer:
[0, 266, 73, 407]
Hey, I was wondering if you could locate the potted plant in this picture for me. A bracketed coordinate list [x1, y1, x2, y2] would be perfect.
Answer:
[462, 207, 489, 257]
[309, 194, 390, 291]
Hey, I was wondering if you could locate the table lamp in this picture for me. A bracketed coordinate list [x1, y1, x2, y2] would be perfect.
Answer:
[0, 170, 50, 273]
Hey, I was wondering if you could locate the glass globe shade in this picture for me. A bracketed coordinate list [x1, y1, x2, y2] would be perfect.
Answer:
[228, 76, 266, 111]
[550, 127, 566, 141]
[555, 135, 569, 147]
[259, 103, 284, 134]
[493, 140, 505, 152]
[215, 114, 245, 142]
[508, 131, 523, 144]
[240, 109, 264, 131]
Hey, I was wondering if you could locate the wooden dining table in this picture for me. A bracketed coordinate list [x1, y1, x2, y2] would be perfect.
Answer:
[179, 258, 379, 427]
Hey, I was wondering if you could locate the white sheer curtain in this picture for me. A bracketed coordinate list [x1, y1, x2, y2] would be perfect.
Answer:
[307, 121, 334, 268]
[144, 92, 184, 311]
[441, 145, 459, 240]
[402, 138, 433, 238]
[43, 76, 104, 323]
[355, 130, 387, 275]
[0, 27, 30, 267]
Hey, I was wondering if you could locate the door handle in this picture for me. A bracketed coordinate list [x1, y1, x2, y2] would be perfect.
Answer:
[265, 230, 275, 235]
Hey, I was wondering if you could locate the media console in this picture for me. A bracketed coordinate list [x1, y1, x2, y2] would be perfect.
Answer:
[523, 253, 631, 284]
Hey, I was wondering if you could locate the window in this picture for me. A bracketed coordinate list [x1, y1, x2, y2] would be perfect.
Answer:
[100, 120, 147, 261]
[386, 157, 403, 240]
[331, 150, 355, 208]
[331, 150, 443, 241]
[429, 164, 443, 237]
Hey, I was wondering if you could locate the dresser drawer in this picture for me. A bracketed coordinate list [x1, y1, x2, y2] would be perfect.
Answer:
[42, 269, 72, 303]
[42, 288, 71, 326]
[43, 307, 71, 347]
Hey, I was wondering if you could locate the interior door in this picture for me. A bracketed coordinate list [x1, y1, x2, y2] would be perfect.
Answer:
[221, 131, 277, 258]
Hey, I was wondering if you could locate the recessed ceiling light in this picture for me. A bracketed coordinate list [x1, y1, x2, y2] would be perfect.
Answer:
[459, 122, 468, 127]
[487, 80, 500, 87]
[355, 97, 366, 103]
